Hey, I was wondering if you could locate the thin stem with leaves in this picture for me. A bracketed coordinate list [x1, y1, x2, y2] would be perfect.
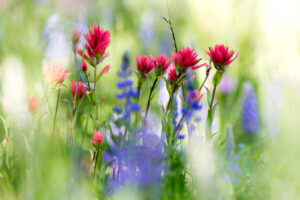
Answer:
[144, 77, 158, 124]
[52, 88, 60, 135]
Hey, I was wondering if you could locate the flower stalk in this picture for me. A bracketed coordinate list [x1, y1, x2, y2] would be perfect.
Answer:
[52, 88, 60, 135]
[144, 77, 158, 124]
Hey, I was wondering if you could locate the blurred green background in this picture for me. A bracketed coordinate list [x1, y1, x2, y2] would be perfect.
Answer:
[0, 0, 299, 199]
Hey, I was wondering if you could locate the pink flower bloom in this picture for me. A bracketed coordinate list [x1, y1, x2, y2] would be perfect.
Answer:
[43, 60, 70, 86]
[99, 65, 111, 76]
[71, 81, 87, 99]
[205, 44, 239, 70]
[28, 96, 40, 114]
[136, 55, 157, 77]
[156, 54, 171, 75]
[77, 25, 111, 64]
[172, 47, 205, 72]
[81, 60, 88, 72]
[90, 129, 104, 146]
[187, 90, 204, 103]
[168, 66, 178, 82]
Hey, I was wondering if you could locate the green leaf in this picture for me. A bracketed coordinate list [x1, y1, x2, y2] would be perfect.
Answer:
[205, 86, 211, 106]
[0, 148, 3, 168]
[5, 140, 13, 169]
[211, 103, 219, 120]
[212, 71, 223, 87]
[106, 121, 118, 145]
[0, 115, 8, 142]
[87, 92, 97, 105]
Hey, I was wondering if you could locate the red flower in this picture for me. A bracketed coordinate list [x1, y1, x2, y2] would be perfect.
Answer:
[156, 54, 171, 75]
[28, 96, 40, 114]
[168, 66, 178, 82]
[77, 25, 111, 64]
[71, 81, 87, 99]
[81, 60, 88, 72]
[99, 65, 111, 76]
[90, 129, 104, 146]
[205, 44, 239, 70]
[136, 55, 157, 77]
[43, 60, 70, 86]
[172, 47, 205, 72]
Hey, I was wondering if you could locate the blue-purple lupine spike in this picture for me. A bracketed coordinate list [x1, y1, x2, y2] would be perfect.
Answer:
[242, 82, 260, 134]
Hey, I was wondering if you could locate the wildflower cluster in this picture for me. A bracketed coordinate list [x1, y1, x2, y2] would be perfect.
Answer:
[18, 20, 242, 200]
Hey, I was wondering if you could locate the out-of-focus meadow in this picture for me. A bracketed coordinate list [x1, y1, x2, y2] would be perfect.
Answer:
[0, 0, 299, 199]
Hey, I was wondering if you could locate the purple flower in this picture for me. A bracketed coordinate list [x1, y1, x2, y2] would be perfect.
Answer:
[242, 82, 260, 134]
[114, 51, 140, 122]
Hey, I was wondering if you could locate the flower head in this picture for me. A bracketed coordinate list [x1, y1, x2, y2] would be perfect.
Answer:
[91, 129, 104, 146]
[77, 25, 111, 64]
[28, 96, 40, 114]
[43, 60, 70, 86]
[81, 60, 88, 72]
[99, 64, 111, 76]
[168, 66, 178, 83]
[172, 47, 205, 72]
[205, 44, 239, 71]
[156, 54, 171, 75]
[71, 81, 87, 99]
[136, 55, 157, 77]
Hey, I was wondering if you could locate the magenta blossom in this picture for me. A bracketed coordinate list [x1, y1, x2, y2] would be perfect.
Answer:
[156, 54, 171, 75]
[172, 47, 205, 72]
[205, 44, 239, 71]
[136, 55, 157, 77]
[77, 25, 111, 64]
[91, 129, 104, 146]
[168, 66, 178, 83]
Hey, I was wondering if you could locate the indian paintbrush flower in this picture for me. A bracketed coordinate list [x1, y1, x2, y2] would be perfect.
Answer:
[91, 129, 104, 146]
[155, 54, 171, 76]
[77, 25, 111, 65]
[71, 81, 87, 100]
[135, 55, 158, 77]
[99, 65, 111, 76]
[205, 44, 239, 71]
[43, 60, 70, 87]
[168, 66, 178, 83]
[28, 95, 40, 114]
[172, 47, 205, 73]
[81, 60, 88, 72]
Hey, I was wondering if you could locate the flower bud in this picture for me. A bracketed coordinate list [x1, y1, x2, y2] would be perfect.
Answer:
[90, 129, 104, 146]
[28, 96, 40, 114]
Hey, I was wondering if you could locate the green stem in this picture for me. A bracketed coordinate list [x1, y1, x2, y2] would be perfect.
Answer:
[84, 71, 91, 91]
[134, 80, 142, 124]
[94, 65, 98, 129]
[52, 88, 61, 135]
[166, 85, 177, 113]
[199, 73, 209, 92]
[93, 147, 100, 181]
[144, 78, 158, 124]
[206, 84, 217, 139]
[209, 84, 217, 112]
